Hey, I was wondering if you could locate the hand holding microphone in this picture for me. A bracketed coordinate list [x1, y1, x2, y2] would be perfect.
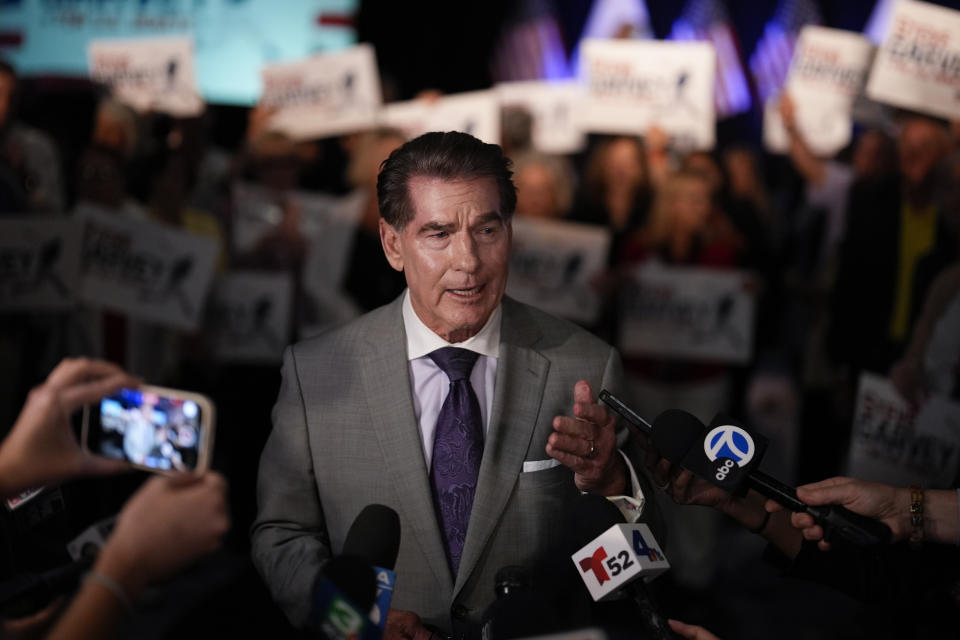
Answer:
[599, 391, 892, 548]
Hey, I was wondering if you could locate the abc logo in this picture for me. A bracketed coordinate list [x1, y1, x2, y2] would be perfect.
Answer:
[703, 425, 755, 482]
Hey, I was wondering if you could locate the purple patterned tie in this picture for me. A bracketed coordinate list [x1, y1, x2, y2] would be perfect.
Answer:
[428, 347, 484, 575]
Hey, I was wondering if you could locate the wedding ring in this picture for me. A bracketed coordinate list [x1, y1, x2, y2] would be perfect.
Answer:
[585, 440, 599, 459]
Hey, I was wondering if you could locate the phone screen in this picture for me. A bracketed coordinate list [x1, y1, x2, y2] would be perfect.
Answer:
[88, 388, 205, 472]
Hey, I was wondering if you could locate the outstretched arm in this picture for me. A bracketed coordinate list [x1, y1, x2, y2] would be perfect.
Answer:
[767, 477, 960, 550]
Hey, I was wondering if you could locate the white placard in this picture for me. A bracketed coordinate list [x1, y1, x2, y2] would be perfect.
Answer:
[207, 271, 293, 364]
[0, 218, 81, 312]
[262, 44, 382, 141]
[506, 217, 610, 324]
[496, 80, 586, 154]
[846, 372, 960, 489]
[76, 206, 219, 330]
[579, 39, 716, 150]
[618, 264, 755, 363]
[231, 184, 364, 256]
[88, 36, 203, 117]
[379, 90, 501, 145]
[765, 26, 874, 156]
[866, 0, 960, 120]
[298, 190, 366, 333]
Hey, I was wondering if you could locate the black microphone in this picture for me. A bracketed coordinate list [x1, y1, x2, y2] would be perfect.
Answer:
[568, 494, 673, 640]
[341, 504, 400, 632]
[309, 504, 402, 640]
[342, 504, 401, 570]
[599, 390, 892, 546]
[479, 566, 565, 640]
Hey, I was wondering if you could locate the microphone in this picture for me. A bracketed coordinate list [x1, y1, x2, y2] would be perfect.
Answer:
[309, 555, 379, 640]
[341, 504, 400, 632]
[309, 504, 400, 640]
[568, 494, 672, 640]
[599, 390, 892, 546]
[479, 566, 564, 640]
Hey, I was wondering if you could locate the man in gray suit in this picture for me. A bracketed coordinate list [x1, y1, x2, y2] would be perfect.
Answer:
[251, 131, 662, 638]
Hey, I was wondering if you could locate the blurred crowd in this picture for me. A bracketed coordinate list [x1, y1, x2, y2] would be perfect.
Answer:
[1, 52, 960, 637]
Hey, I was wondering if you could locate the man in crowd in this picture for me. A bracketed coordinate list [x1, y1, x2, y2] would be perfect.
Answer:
[250, 131, 662, 637]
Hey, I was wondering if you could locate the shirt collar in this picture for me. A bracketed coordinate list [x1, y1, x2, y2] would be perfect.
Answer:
[402, 289, 501, 361]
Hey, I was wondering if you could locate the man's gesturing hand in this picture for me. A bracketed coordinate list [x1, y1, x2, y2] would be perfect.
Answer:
[547, 380, 627, 496]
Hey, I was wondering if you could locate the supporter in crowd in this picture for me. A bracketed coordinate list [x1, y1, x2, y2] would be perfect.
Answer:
[572, 135, 653, 258]
[889, 150, 960, 406]
[0, 358, 229, 640]
[512, 151, 575, 220]
[830, 112, 958, 382]
[0, 61, 65, 214]
[341, 127, 407, 313]
[74, 98, 144, 218]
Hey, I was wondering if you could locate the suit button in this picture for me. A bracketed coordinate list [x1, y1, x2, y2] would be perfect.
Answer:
[451, 604, 469, 620]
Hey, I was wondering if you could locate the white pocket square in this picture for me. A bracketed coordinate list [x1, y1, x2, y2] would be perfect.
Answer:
[522, 459, 562, 472]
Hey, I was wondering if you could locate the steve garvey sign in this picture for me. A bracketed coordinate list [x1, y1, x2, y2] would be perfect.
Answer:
[765, 26, 874, 156]
[867, 0, 960, 120]
[88, 36, 203, 117]
[379, 91, 501, 145]
[262, 44, 382, 140]
[76, 206, 219, 330]
[206, 271, 293, 365]
[506, 217, 610, 325]
[0, 218, 82, 312]
[618, 265, 755, 363]
[846, 373, 960, 489]
[580, 39, 716, 150]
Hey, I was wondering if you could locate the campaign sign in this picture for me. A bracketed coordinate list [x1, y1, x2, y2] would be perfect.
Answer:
[262, 44, 382, 141]
[506, 217, 610, 324]
[571, 523, 669, 602]
[379, 90, 501, 145]
[765, 26, 874, 156]
[866, 0, 960, 120]
[618, 264, 755, 363]
[496, 80, 586, 154]
[0, 218, 81, 312]
[207, 271, 292, 364]
[231, 184, 363, 255]
[846, 373, 960, 489]
[76, 206, 219, 331]
[88, 36, 203, 117]
[579, 39, 716, 150]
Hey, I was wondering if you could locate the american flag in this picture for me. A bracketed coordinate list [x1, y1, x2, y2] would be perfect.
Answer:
[669, 0, 752, 119]
[490, 0, 569, 82]
[749, 0, 822, 104]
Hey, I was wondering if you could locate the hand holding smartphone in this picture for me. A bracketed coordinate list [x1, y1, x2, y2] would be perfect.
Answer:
[82, 386, 216, 474]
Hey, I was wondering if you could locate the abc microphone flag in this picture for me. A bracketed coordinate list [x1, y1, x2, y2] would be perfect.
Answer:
[571, 523, 669, 602]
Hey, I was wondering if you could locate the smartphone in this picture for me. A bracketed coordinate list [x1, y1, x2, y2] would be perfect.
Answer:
[82, 385, 215, 474]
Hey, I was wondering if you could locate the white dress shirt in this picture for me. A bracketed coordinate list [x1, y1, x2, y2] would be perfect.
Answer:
[401, 290, 647, 519]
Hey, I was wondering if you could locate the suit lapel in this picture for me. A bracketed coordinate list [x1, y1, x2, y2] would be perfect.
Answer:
[454, 299, 548, 596]
[361, 298, 453, 594]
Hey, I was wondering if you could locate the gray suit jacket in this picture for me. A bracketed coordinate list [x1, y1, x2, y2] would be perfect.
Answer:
[250, 295, 663, 630]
